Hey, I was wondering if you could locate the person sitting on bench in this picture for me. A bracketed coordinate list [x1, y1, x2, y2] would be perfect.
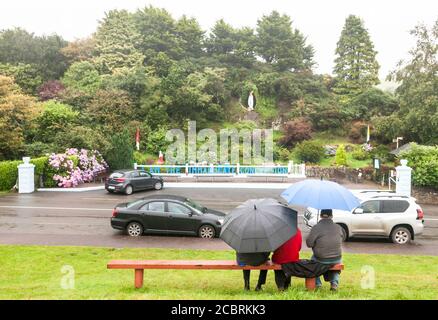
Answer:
[272, 228, 302, 291]
[236, 252, 270, 291]
[306, 209, 343, 291]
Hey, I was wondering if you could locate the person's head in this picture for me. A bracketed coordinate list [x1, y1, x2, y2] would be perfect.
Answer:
[320, 209, 333, 219]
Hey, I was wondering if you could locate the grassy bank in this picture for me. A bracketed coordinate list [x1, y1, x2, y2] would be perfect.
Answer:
[0, 245, 437, 300]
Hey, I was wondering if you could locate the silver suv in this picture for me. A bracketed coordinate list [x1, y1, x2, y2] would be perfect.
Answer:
[303, 191, 425, 244]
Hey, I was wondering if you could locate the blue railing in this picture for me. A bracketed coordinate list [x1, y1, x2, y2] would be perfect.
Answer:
[134, 163, 306, 177]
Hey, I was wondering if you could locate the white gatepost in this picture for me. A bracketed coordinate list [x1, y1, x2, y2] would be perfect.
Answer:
[288, 161, 293, 174]
[395, 159, 412, 196]
[17, 157, 35, 193]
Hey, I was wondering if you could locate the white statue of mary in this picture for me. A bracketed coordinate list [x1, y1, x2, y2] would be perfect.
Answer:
[247, 91, 255, 111]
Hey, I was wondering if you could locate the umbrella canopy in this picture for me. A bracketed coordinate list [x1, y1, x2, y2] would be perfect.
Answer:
[281, 179, 360, 211]
[220, 198, 297, 253]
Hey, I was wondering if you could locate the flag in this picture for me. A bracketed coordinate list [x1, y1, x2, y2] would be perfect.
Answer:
[366, 125, 370, 143]
[135, 128, 140, 151]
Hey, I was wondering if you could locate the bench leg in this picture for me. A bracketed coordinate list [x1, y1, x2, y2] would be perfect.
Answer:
[134, 269, 144, 289]
[305, 278, 316, 291]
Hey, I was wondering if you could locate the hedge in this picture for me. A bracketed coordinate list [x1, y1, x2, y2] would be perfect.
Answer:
[400, 144, 438, 189]
[0, 157, 48, 191]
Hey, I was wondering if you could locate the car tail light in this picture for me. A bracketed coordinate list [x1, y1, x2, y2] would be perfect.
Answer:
[112, 208, 118, 218]
[416, 208, 424, 220]
[115, 178, 125, 183]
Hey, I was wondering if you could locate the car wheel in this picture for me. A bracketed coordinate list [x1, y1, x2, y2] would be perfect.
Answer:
[338, 224, 349, 242]
[154, 181, 163, 190]
[198, 225, 215, 239]
[124, 185, 133, 195]
[391, 227, 412, 244]
[126, 222, 143, 237]
[107, 189, 114, 194]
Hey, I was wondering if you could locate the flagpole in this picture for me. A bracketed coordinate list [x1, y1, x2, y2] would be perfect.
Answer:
[366, 125, 370, 143]
[135, 128, 140, 151]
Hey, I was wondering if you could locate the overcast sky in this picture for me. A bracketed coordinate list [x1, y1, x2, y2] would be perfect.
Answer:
[1, 0, 437, 79]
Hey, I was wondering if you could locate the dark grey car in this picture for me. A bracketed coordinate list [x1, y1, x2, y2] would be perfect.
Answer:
[105, 170, 163, 195]
[111, 195, 226, 238]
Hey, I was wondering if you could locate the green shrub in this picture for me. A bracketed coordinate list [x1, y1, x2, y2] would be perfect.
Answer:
[0, 160, 21, 191]
[400, 144, 438, 189]
[335, 144, 348, 166]
[351, 146, 369, 161]
[133, 152, 156, 165]
[371, 144, 391, 162]
[294, 141, 325, 164]
[273, 146, 291, 163]
[0, 156, 48, 191]
[105, 130, 134, 170]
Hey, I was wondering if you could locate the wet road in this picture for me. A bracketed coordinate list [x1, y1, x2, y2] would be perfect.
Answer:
[0, 187, 437, 255]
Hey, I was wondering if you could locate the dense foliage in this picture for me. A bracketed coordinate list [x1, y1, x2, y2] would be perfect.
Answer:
[294, 141, 325, 163]
[399, 144, 438, 189]
[0, 6, 436, 173]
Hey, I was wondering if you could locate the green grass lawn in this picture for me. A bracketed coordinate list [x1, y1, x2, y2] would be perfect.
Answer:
[0, 245, 437, 300]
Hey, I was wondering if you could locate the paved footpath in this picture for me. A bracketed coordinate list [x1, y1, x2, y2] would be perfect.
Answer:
[0, 184, 437, 255]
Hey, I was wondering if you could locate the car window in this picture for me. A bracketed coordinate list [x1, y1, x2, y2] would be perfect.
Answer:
[131, 171, 140, 178]
[110, 172, 124, 178]
[382, 200, 409, 213]
[360, 200, 381, 213]
[145, 201, 165, 212]
[168, 202, 191, 214]
[127, 200, 145, 209]
[139, 171, 151, 178]
[185, 199, 206, 213]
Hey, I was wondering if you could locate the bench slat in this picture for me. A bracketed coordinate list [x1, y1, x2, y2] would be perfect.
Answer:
[107, 260, 344, 271]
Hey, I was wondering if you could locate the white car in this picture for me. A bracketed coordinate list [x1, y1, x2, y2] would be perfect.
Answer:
[303, 191, 425, 244]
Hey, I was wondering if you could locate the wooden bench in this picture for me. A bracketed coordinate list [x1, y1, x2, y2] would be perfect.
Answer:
[107, 260, 344, 291]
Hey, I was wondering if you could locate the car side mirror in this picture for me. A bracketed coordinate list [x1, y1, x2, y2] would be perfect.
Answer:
[188, 212, 194, 217]
[354, 208, 364, 214]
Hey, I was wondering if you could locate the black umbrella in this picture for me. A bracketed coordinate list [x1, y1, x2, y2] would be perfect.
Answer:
[220, 198, 297, 253]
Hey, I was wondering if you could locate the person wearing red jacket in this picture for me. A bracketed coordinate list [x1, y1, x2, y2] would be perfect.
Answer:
[272, 228, 302, 290]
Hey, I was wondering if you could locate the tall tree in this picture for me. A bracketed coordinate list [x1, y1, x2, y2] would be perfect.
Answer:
[255, 11, 314, 71]
[206, 20, 236, 55]
[0, 28, 68, 80]
[61, 37, 96, 64]
[133, 6, 180, 60]
[94, 10, 145, 74]
[0, 76, 38, 159]
[62, 61, 101, 95]
[0, 63, 43, 94]
[206, 20, 256, 66]
[175, 15, 204, 58]
[389, 19, 438, 144]
[333, 15, 380, 95]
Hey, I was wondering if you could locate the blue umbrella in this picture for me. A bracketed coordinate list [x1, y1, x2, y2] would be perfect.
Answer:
[281, 179, 360, 211]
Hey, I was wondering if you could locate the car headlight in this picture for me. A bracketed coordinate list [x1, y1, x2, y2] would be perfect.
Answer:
[218, 219, 224, 225]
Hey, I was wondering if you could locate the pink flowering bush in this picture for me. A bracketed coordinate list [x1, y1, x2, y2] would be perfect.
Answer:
[46, 148, 108, 188]
[362, 143, 374, 152]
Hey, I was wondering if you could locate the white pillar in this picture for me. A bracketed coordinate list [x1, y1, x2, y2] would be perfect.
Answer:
[18, 157, 35, 193]
[396, 159, 412, 196]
